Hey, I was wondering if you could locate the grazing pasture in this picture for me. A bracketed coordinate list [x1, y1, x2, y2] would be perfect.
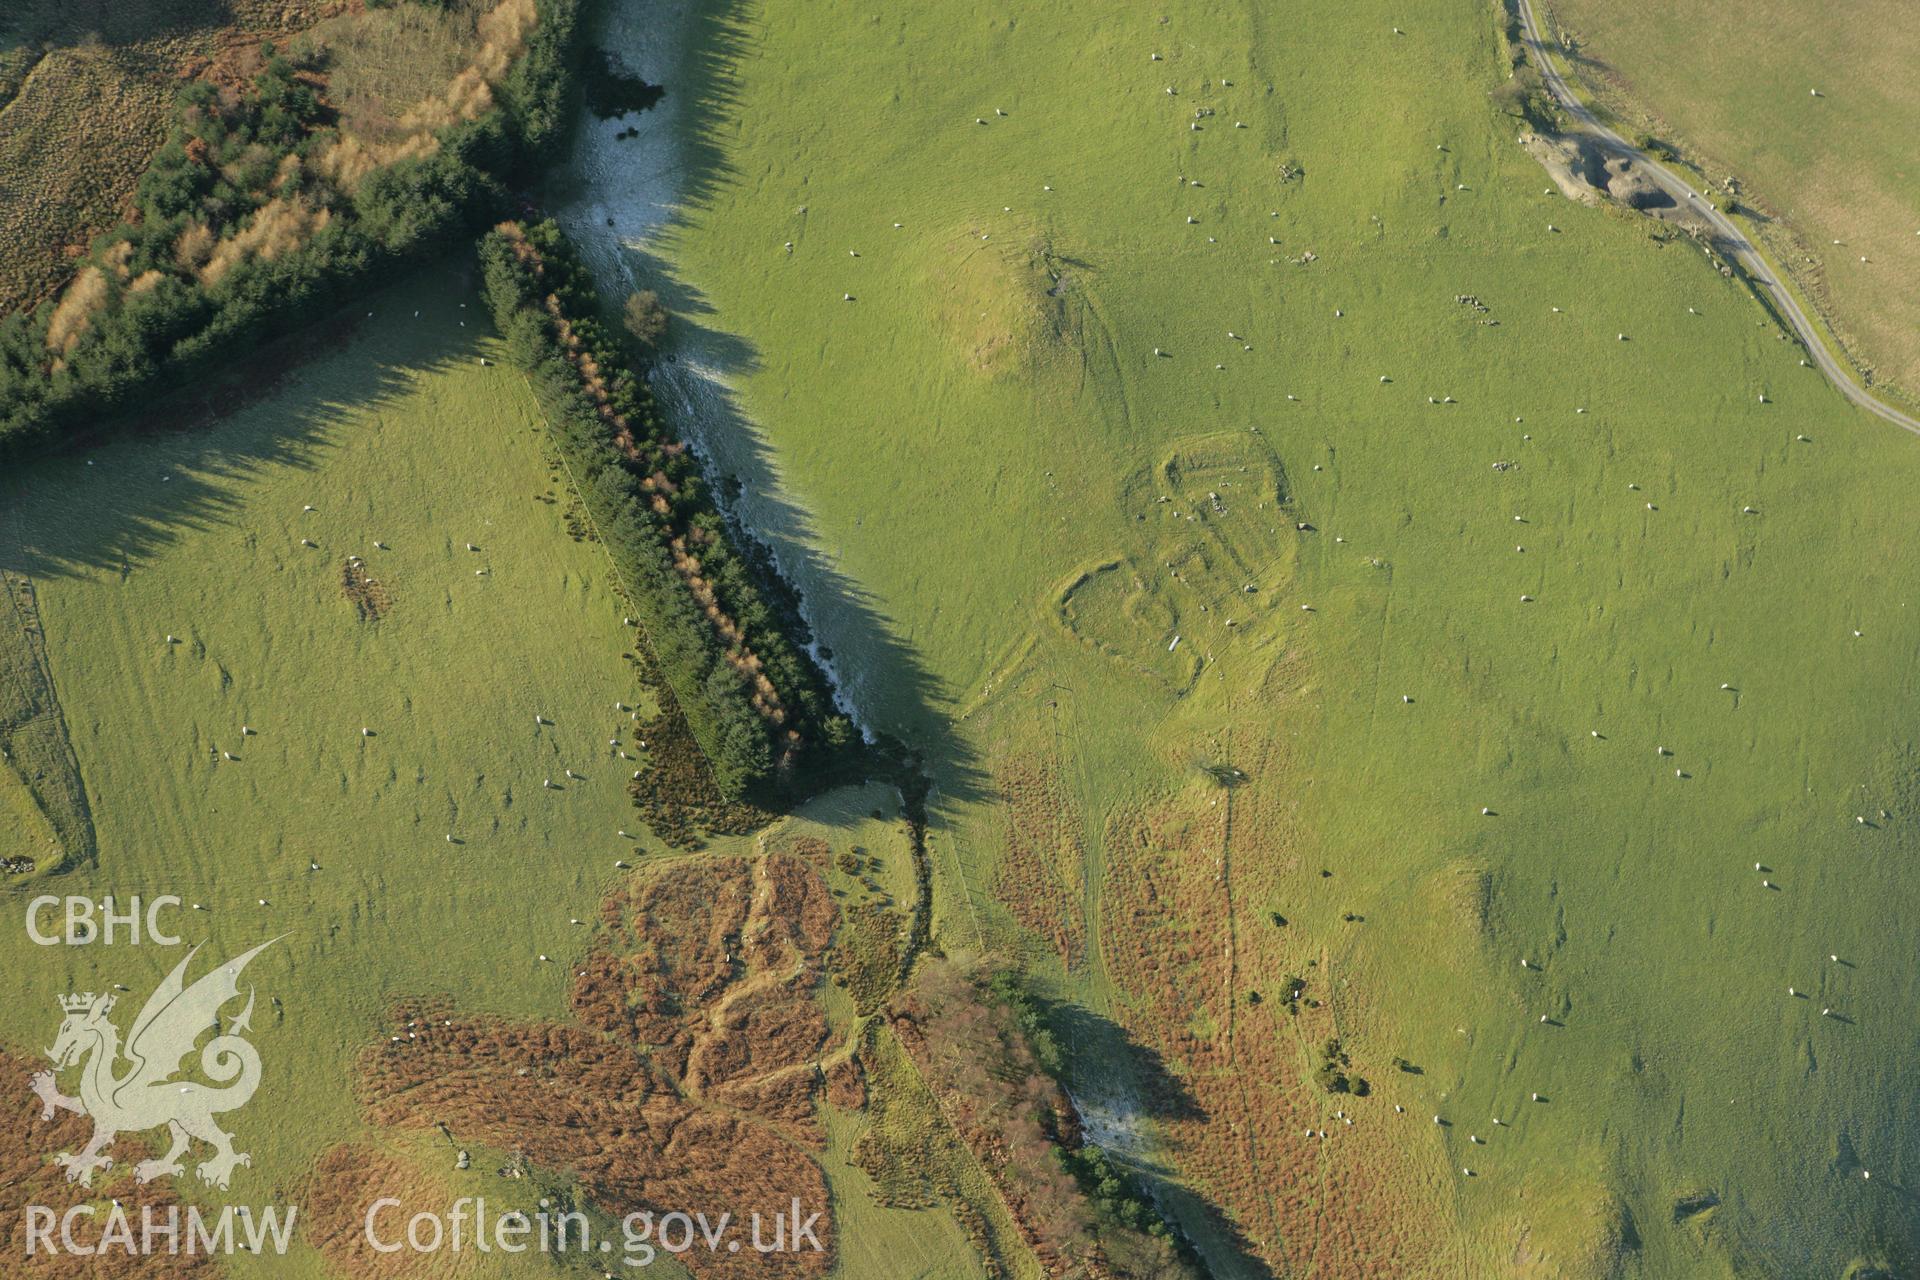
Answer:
[0, 261, 987, 1278]
[1543, 0, 1920, 407]
[0, 267, 720, 1277]
[568, 0, 1920, 1273]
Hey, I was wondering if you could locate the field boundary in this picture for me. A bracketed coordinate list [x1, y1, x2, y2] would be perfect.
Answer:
[0, 510, 95, 875]
[1525, 0, 1920, 420]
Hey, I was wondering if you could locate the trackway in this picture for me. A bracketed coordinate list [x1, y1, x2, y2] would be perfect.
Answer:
[1513, 0, 1920, 437]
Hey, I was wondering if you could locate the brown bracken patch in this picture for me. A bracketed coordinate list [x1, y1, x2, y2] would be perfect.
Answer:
[992, 755, 1087, 969]
[345, 853, 844, 1279]
[0, 1046, 221, 1278]
[823, 1054, 866, 1112]
[1097, 754, 1461, 1277]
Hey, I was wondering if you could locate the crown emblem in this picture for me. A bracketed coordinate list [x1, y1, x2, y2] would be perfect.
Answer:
[59, 992, 108, 1014]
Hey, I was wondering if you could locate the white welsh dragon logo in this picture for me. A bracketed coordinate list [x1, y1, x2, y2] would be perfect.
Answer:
[29, 940, 276, 1190]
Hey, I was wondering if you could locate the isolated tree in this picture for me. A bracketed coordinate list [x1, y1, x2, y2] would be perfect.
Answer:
[622, 289, 669, 351]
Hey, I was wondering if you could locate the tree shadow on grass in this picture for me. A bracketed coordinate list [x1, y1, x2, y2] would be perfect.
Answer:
[1030, 993, 1275, 1278]
[0, 268, 479, 584]
[0, 266, 482, 890]
[555, 0, 987, 814]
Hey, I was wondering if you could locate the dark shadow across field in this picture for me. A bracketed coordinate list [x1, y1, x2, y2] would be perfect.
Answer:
[560, 0, 988, 814]
[0, 269, 479, 584]
[569, 2, 1280, 1271]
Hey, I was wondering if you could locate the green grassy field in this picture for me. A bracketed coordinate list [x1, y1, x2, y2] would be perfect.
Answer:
[569, 0, 1920, 1273]
[6, 0, 1918, 1274]
[0, 264, 821, 1279]
[1542, 0, 1920, 410]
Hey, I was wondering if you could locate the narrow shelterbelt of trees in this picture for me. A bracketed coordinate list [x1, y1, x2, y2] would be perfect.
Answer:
[0, 0, 583, 462]
[479, 219, 852, 798]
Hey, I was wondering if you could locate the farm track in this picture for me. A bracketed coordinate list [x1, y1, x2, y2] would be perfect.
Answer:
[1514, 0, 1920, 438]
